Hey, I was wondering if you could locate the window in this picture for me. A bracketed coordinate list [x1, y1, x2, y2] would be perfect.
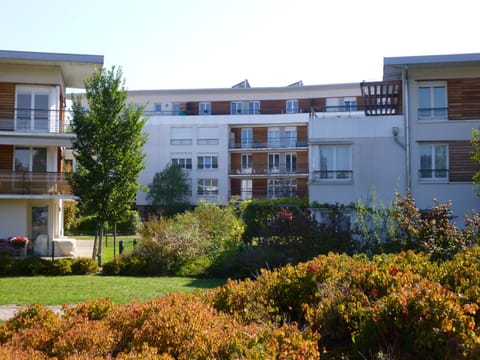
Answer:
[16, 86, 52, 132]
[231, 102, 244, 114]
[197, 127, 219, 145]
[286, 100, 299, 113]
[241, 154, 252, 174]
[154, 103, 162, 113]
[419, 143, 448, 180]
[268, 128, 280, 147]
[241, 179, 252, 200]
[248, 101, 260, 114]
[171, 153, 192, 170]
[171, 127, 192, 145]
[267, 179, 297, 199]
[285, 153, 297, 173]
[418, 82, 447, 120]
[326, 98, 341, 112]
[199, 102, 211, 114]
[285, 127, 297, 147]
[197, 178, 218, 196]
[241, 128, 253, 148]
[268, 153, 280, 173]
[344, 97, 357, 112]
[14, 147, 47, 172]
[317, 145, 352, 180]
[198, 155, 218, 169]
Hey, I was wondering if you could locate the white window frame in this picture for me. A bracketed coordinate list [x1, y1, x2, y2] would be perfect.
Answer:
[15, 86, 56, 132]
[231, 102, 244, 114]
[14, 146, 47, 172]
[418, 81, 447, 120]
[241, 154, 252, 174]
[241, 179, 252, 200]
[199, 102, 211, 115]
[197, 178, 218, 196]
[317, 145, 352, 181]
[268, 127, 281, 148]
[241, 128, 253, 148]
[248, 101, 260, 114]
[419, 143, 448, 181]
[285, 127, 297, 147]
[285, 153, 297, 173]
[197, 154, 218, 170]
[171, 153, 192, 170]
[268, 153, 280, 173]
[286, 99, 299, 113]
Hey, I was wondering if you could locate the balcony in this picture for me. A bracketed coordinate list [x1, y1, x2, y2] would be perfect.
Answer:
[0, 172, 72, 196]
[229, 137, 308, 150]
[0, 108, 70, 133]
[230, 163, 309, 176]
[310, 170, 353, 182]
[230, 188, 307, 200]
[360, 81, 402, 116]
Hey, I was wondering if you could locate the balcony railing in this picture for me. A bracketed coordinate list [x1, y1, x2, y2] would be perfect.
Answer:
[229, 138, 308, 149]
[418, 108, 448, 120]
[311, 170, 353, 182]
[0, 108, 70, 133]
[230, 189, 307, 200]
[230, 163, 308, 176]
[0, 171, 72, 195]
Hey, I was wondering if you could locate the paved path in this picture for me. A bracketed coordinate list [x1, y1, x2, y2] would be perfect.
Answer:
[0, 305, 63, 321]
[0, 240, 95, 321]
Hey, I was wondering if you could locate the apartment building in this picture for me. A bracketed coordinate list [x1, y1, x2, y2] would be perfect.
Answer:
[0, 50, 103, 255]
[127, 82, 364, 215]
[380, 53, 480, 218]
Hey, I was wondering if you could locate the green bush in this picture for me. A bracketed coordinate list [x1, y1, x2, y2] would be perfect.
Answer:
[71, 257, 98, 275]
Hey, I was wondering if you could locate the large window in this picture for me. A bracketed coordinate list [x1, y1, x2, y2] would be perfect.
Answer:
[241, 154, 252, 174]
[318, 145, 352, 180]
[286, 100, 299, 113]
[198, 155, 218, 169]
[171, 153, 192, 170]
[16, 87, 52, 132]
[241, 128, 253, 148]
[170, 127, 192, 145]
[197, 178, 218, 196]
[418, 82, 447, 120]
[199, 102, 211, 115]
[268, 128, 281, 147]
[268, 153, 280, 173]
[241, 179, 252, 200]
[419, 143, 448, 180]
[15, 147, 47, 172]
[267, 179, 297, 199]
[285, 127, 297, 147]
[285, 153, 297, 173]
[197, 127, 219, 145]
[231, 101, 260, 115]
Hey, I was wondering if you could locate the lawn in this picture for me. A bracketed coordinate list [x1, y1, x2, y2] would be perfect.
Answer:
[0, 276, 226, 306]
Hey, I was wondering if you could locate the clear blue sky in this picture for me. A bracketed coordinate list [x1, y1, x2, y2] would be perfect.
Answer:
[2, 0, 479, 90]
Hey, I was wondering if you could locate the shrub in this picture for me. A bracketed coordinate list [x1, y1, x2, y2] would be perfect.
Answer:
[71, 257, 98, 275]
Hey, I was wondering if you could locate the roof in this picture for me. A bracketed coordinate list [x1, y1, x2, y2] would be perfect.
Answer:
[383, 52, 480, 80]
[0, 50, 104, 88]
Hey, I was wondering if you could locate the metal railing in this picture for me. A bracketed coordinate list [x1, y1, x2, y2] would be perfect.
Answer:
[418, 169, 449, 180]
[0, 108, 71, 133]
[230, 163, 308, 176]
[0, 171, 72, 195]
[418, 108, 448, 120]
[229, 138, 308, 149]
[311, 170, 353, 182]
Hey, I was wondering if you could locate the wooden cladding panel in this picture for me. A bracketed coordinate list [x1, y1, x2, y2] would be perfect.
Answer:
[0, 145, 13, 170]
[297, 178, 308, 197]
[230, 153, 241, 170]
[261, 100, 285, 114]
[186, 102, 199, 115]
[252, 152, 267, 172]
[253, 178, 267, 197]
[212, 101, 230, 115]
[448, 78, 480, 120]
[254, 127, 267, 145]
[449, 141, 480, 182]
[0, 83, 15, 130]
[297, 151, 308, 172]
[298, 99, 312, 113]
[230, 179, 240, 195]
[297, 126, 307, 141]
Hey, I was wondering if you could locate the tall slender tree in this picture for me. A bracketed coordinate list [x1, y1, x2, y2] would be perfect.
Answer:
[69, 67, 147, 265]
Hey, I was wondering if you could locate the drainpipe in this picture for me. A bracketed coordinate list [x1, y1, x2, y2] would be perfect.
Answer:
[403, 65, 411, 191]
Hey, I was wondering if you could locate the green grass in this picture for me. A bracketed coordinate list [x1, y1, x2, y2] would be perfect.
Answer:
[74, 235, 138, 263]
[0, 276, 225, 306]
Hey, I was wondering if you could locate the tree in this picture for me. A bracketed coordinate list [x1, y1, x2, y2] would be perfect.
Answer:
[147, 163, 191, 217]
[69, 67, 147, 265]
[471, 128, 480, 190]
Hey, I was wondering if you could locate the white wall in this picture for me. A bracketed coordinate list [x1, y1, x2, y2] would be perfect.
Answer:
[0, 200, 28, 238]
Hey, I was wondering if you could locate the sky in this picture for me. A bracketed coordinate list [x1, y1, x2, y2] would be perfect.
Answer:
[1, 0, 479, 90]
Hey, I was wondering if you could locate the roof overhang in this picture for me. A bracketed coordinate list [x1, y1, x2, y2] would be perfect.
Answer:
[0, 50, 104, 89]
[383, 53, 480, 80]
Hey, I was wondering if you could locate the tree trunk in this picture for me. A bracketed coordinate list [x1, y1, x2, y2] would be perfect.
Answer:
[113, 221, 117, 259]
[92, 225, 99, 260]
[97, 224, 104, 267]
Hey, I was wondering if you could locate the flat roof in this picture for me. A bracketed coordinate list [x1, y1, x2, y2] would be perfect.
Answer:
[383, 52, 480, 80]
[0, 50, 104, 88]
